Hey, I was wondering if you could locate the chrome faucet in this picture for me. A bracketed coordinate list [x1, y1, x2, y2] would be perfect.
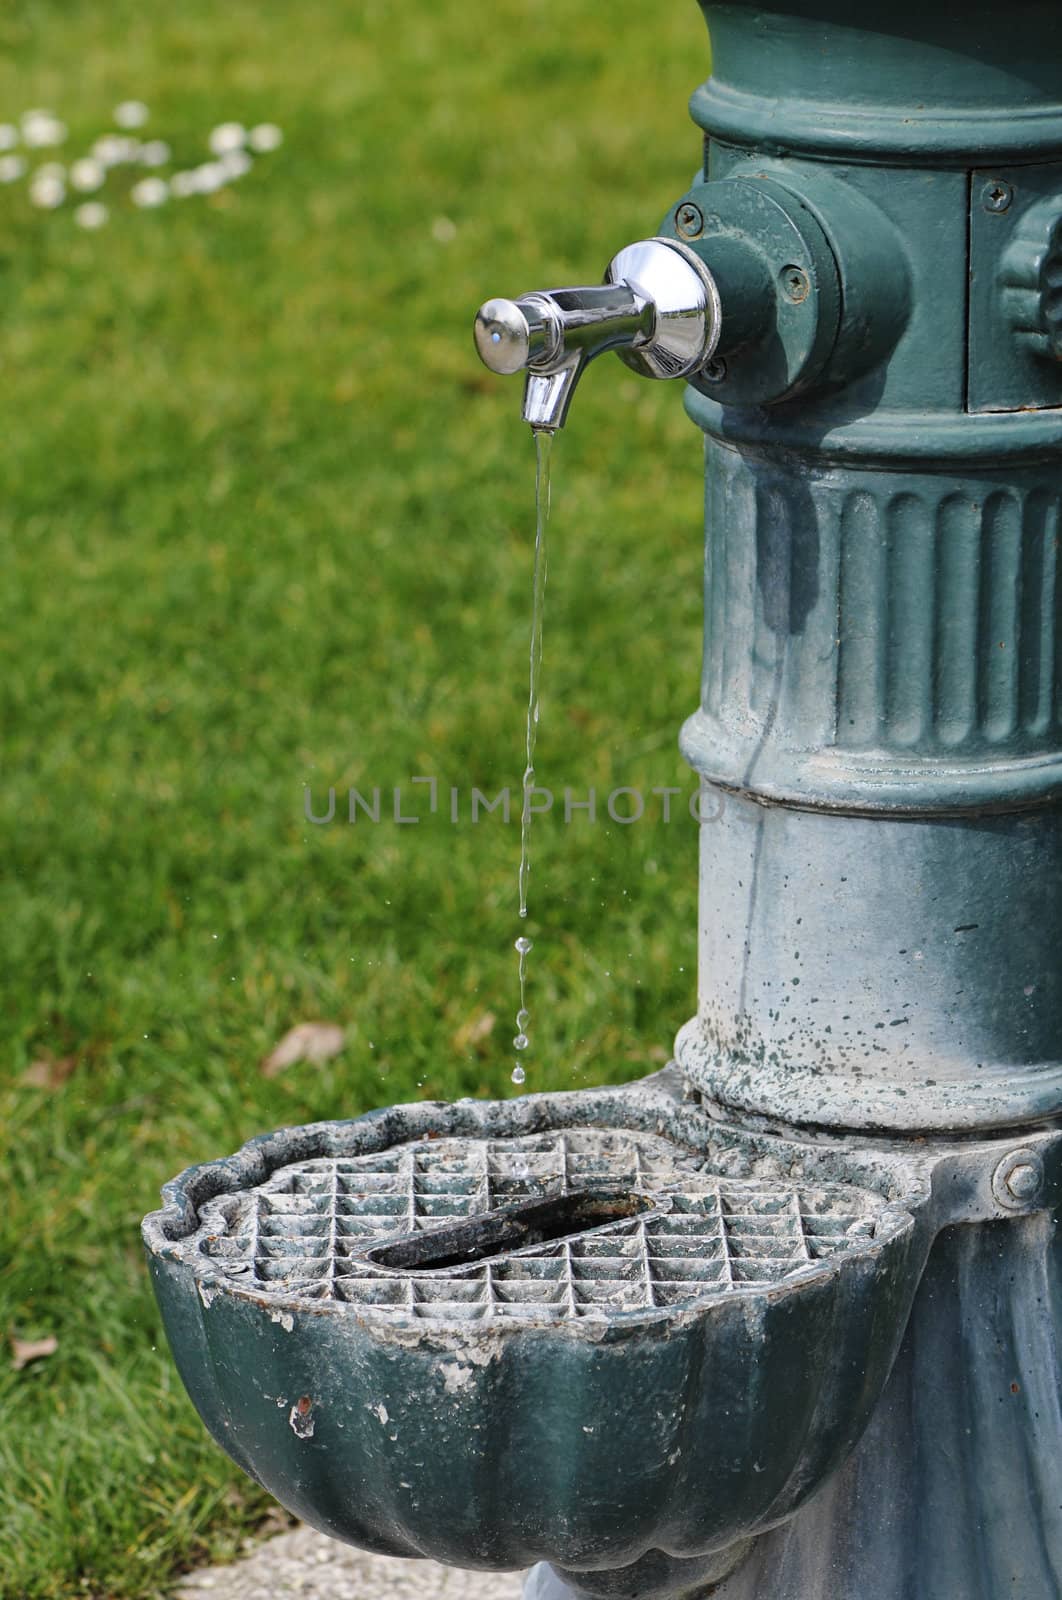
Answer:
[474, 238, 721, 429]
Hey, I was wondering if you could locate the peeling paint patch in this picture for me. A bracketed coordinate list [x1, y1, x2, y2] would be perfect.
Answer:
[441, 1363, 474, 1393]
[197, 1280, 216, 1308]
[270, 1309, 295, 1332]
[289, 1395, 316, 1439]
[455, 1337, 506, 1368]
[367, 1401, 389, 1424]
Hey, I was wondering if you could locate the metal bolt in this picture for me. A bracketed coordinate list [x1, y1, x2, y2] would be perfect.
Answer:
[982, 180, 1013, 213]
[991, 1148, 1045, 1210]
[675, 202, 704, 239]
[1005, 1163, 1040, 1201]
[781, 264, 811, 303]
[702, 356, 727, 383]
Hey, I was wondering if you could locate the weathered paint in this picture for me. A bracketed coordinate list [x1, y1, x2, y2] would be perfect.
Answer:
[668, 0, 1062, 1134]
[142, 1077, 931, 1570]
[143, 1075, 1062, 1587]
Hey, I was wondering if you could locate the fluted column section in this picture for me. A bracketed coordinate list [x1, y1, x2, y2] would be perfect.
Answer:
[684, 441, 1062, 813]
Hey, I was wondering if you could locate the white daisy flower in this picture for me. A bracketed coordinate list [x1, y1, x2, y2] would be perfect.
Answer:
[0, 154, 25, 182]
[29, 173, 65, 208]
[138, 140, 171, 167]
[75, 201, 108, 229]
[70, 158, 105, 192]
[0, 124, 18, 151]
[93, 134, 138, 167]
[248, 123, 283, 153]
[208, 122, 246, 156]
[130, 176, 168, 207]
[169, 170, 200, 198]
[219, 149, 252, 180]
[114, 101, 149, 129]
[193, 161, 226, 193]
[23, 112, 66, 148]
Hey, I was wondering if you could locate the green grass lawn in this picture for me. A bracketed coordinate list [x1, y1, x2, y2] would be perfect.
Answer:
[0, 2, 710, 1594]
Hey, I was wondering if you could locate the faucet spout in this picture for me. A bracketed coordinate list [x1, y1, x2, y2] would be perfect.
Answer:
[522, 353, 585, 432]
[476, 282, 652, 430]
[474, 239, 721, 430]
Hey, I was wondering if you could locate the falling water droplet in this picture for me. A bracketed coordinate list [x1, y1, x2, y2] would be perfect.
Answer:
[515, 935, 533, 955]
[511, 1065, 526, 1085]
[516, 1008, 529, 1030]
[513, 1033, 528, 1050]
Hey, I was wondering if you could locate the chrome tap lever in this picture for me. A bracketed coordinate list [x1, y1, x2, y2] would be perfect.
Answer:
[474, 238, 721, 430]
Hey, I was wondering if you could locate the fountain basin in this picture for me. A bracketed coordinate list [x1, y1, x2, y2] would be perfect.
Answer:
[143, 1079, 930, 1574]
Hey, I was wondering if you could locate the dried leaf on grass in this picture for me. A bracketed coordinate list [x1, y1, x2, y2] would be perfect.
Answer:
[11, 1335, 58, 1371]
[451, 1010, 496, 1055]
[21, 1056, 77, 1090]
[261, 1022, 346, 1078]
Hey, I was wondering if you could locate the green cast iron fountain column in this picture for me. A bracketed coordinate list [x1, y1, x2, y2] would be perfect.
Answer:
[674, 0, 1062, 1136]
[527, 2, 1062, 1595]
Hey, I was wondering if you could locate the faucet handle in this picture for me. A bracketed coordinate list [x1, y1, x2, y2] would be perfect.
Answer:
[473, 295, 558, 375]
[474, 238, 721, 429]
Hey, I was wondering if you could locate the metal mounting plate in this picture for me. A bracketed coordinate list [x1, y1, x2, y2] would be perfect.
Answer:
[968, 162, 1062, 414]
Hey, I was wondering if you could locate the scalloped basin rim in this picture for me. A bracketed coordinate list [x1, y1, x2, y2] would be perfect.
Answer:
[142, 1083, 927, 1337]
[141, 1082, 934, 1569]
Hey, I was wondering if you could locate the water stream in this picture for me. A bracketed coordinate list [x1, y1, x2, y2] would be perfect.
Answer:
[512, 428, 552, 1087]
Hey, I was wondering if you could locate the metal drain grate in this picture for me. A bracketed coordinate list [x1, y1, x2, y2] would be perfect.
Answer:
[194, 1130, 881, 1319]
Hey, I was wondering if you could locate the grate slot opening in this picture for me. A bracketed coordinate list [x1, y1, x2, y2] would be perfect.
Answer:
[647, 1237, 723, 1260]
[649, 1257, 728, 1282]
[414, 1301, 488, 1320]
[365, 1189, 652, 1272]
[492, 1257, 567, 1281]
[413, 1277, 487, 1303]
[256, 1257, 329, 1280]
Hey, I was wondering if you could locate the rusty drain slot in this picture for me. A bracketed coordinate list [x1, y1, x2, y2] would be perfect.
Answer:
[364, 1188, 654, 1273]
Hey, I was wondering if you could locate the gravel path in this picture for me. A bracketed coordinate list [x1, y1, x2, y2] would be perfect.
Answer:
[174, 1525, 527, 1600]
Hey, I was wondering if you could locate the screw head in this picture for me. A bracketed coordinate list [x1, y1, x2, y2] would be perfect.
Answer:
[675, 202, 704, 239]
[702, 356, 727, 384]
[781, 264, 811, 303]
[982, 180, 1014, 213]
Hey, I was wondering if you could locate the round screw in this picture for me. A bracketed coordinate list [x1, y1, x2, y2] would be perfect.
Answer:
[702, 356, 727, 384]
[992, 1147, 1045, 1210]
[982, 180, 1014, 213]
[675, 201, 704, 239]
[781, 264, 811, 303]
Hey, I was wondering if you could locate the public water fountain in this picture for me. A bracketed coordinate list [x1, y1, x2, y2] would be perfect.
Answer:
[144, 3, 1062, 1595]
